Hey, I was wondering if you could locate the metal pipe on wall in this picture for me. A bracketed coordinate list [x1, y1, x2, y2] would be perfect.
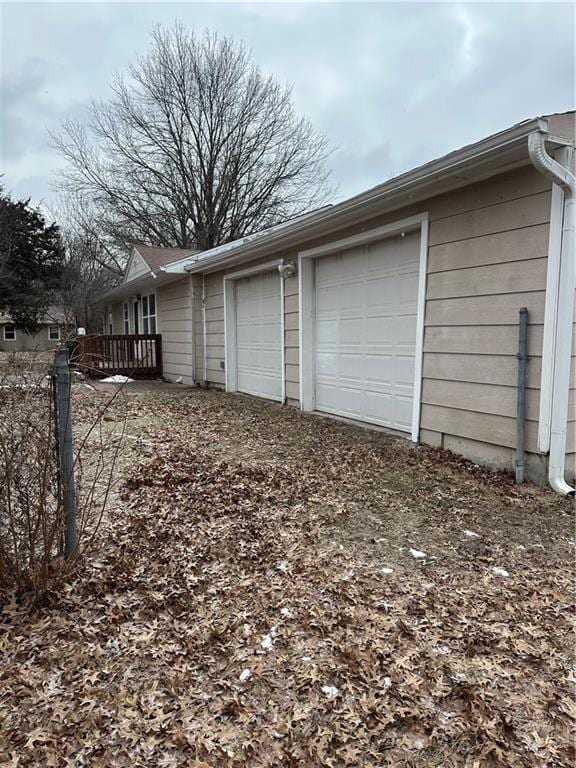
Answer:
[516, 307, 528, 484]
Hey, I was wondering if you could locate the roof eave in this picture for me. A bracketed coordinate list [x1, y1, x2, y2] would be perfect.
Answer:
[177, 118, 565, 275]
[93, 269, 180, 305]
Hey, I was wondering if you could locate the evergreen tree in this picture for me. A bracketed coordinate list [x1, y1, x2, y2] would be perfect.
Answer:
[0, 188, 65, 333]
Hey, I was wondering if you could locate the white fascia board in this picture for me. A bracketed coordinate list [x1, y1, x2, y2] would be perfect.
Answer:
[93, 270, 180, 305]
[165, 120, 555, 277]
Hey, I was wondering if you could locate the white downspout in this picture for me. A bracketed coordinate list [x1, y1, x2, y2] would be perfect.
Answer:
[528, 132, 575, 495]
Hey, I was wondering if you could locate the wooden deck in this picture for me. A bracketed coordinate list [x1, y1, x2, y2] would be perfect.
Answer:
[75, 334, 163, 379]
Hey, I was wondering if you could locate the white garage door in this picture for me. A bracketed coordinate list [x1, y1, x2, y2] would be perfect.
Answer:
[315, 231, 420, 432]
[235, 270, 282, 401]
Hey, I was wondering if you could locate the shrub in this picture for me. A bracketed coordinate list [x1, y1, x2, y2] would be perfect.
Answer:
[0, 351, 123, 604]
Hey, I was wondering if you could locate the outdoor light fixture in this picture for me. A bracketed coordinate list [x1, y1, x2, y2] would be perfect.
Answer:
[278, 261, 297, 278]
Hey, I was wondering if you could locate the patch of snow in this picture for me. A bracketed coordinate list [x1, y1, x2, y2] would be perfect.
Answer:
[301, 656, 312, 664]
[381, 567, 394, 574]
[260, 634, 274, 652]
[280, 607, 293, 618]
[463, 529, 479, 538]
[239, 669, 252, 683]
[260, 626, 277, 651]
[382, 676, 392, 689]
[409, 548, 426, 559]
[321, 685, 339, 699]
[435, 645, 451, 655]
[516, 545, 526, 551]
[100, 375, 133, 384]
[491, 567, 510, 577]
[276, 561, 290, 573]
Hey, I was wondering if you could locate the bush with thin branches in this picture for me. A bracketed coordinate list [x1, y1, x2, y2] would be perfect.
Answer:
[0, 351, 124, 604]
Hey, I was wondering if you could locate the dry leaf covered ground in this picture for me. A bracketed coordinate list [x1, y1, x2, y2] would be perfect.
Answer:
[1, 384, 574, 767]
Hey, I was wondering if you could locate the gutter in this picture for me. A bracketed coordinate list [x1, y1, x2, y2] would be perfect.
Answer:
[164, 118, 562, 277]
[528, 132, 576, 495]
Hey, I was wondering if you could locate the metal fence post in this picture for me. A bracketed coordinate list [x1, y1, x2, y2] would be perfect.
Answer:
[54, 349, 77, 557]
[516, 307, 528, 484]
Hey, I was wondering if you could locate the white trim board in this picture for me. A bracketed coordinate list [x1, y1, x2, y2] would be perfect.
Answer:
[298, 212, 429, 443]
[538, 180, 565, 454]
[223, 259, 285, 401]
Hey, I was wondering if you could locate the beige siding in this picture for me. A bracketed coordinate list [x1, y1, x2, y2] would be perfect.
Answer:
[0, 324, 62, 352]
[157, 277, 194, 385]
[125, 251, 150, 282]
[203, 272, 225, 385]
[112, 302, 124, 334]
[420, 166, 550, 464]
[190, 163, 566, 482]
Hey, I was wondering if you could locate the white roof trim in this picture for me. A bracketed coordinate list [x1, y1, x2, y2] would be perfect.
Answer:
[161, 116, 569, 276]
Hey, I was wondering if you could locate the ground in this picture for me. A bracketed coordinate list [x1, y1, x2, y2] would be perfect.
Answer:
[1, 382, 574, 767]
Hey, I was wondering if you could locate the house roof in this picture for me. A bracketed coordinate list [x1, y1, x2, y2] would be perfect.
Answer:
[160, 111, 573, 276]
[96, 110, 574, 303]
[131, 244, 197, 271]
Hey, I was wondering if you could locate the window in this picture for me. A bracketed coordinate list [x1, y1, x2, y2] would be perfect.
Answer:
[3, 324, 16, 341]
[108, 310, 113, 335]
[142, 292, 157, 334]
[123, 302, 130, 334]
[48, 325, 60, 341]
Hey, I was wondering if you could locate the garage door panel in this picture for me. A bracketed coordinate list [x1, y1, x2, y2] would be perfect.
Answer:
[315, 233, 420, 432]
[235, 271, 282, 401]
[340, 318, 364, 344]
[393, 397, 414, 431]
[396, 357, 416, 387]
[367, 278, 396, 307]
[364, 391, 393, 423]
[364, 354, 394, 383]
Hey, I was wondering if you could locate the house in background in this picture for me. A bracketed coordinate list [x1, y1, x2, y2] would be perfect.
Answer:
[96, 111, 575, 493]
[0, 306, 68, 353]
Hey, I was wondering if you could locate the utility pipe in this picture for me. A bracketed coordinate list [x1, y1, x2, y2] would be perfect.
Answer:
[516, 307, 528, 484]
[202, 273, 208, 384]
[528, 132, 575, 495]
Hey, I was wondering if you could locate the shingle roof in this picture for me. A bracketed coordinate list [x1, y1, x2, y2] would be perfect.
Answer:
[132, 244, 197, 271]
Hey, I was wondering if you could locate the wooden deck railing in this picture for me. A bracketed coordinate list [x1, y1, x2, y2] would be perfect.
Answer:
[75, 334, 163, 379]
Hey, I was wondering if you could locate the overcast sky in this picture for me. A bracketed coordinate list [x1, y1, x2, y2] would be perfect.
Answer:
[1, 1, 574, 214]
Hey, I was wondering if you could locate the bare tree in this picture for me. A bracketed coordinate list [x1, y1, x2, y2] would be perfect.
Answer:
[47, 194, 124, 332]
[58, 232, 120, 332]
[51, 25, 334, 252]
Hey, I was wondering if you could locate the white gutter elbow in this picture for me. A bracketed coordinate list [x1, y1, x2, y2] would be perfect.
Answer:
[528, 131, 576, 496]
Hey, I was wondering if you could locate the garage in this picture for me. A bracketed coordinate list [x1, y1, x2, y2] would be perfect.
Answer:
[313, 230, 421, 432]
[233, 269, 283, 401]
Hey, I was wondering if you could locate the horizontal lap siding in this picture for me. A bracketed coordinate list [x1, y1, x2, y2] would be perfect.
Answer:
[421, 166, 552, 455]
[283, 274, 300, 402]
[157, 278, 194, 385]
[192, 275, 205, 380]
[204, 273, 225, 385]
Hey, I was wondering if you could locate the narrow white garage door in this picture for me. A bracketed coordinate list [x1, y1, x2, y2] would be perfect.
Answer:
[315, 231, 420, 432]
[235, 271, 282, 401]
